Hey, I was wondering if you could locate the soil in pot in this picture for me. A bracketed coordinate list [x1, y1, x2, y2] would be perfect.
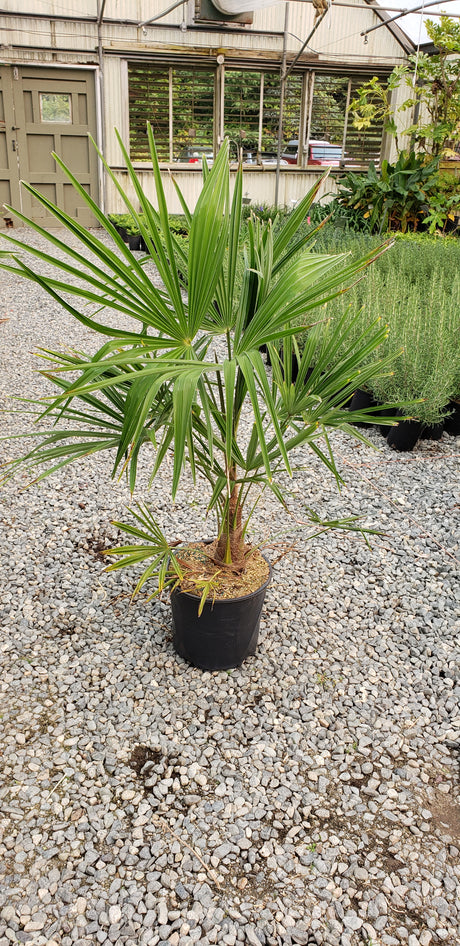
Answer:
[170, 541, 272, 671]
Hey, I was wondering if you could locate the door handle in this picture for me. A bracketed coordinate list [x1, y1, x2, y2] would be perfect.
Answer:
[12, 140, 17, 151]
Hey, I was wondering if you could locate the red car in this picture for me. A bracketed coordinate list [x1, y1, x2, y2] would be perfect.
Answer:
[282, 140, 343, 166]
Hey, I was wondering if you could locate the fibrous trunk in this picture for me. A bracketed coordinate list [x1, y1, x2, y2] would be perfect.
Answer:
[216, 481, 245, 566]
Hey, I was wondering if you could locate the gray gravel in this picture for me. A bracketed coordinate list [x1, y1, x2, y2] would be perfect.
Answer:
[0, 229, 459, 946]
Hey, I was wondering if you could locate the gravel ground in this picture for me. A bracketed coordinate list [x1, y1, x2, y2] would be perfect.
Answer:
[0, 229, 459, 946]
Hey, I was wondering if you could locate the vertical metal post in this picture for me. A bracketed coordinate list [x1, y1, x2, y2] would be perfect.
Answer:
[299, 70, 311, 167]
[341, 78, 351, 163]
[304, 70, 315, 167]
[258, 72, 264, 158]
[215, 60, 225, 153]
[274, 2, 290, 209]
[96, 0, 106, 213]
[169, 66, 173, 162]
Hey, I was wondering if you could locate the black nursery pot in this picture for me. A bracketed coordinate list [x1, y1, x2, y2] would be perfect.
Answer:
[349, 388, 376, 428]
[378, 407, 397, 437]
[444, 401, 460, 436]
[128, 233, 143, 251]
[387, 417, 423, 452]
[171, 560, 272, 671]
[421, 421, 444, 441]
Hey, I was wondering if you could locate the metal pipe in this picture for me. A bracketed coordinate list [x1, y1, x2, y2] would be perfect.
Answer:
[361, 0, 459, 38]
[97, 0, 107, 28]
[139, 0, 187, 28]
[284, 5, 329, 82]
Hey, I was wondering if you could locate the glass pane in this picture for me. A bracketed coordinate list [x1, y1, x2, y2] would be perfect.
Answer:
[128, 64, 214, 162]
[310, 75, 348, 147]
[345, 77, 384, 166]
[129, 65, 170, 161]
[224, 70, 261, 158]
[262, 72, 301, 153]
[172, 69, 214, 160]
[40, 93, 72, 124]
[283, 74, 302, 148]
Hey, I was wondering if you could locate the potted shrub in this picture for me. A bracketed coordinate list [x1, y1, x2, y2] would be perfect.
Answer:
[0, 130, 399, 670]
[295, 228, 460, 450]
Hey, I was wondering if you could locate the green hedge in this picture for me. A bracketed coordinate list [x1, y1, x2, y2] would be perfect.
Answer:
[296, 227, 460, 425]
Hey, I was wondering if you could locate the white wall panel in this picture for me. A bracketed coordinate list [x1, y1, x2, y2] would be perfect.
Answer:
[1, 0, 411, 65]
[103, 56, 129, 164]
[0, 0, 95, 13]
[106, 165, 339, 213]
[0, 16, 97, 52]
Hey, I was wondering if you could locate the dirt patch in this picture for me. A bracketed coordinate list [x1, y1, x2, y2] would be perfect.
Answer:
[129, 744, 163, 777]
[79, 529, 112, 561]
[429, 790, 460, 842]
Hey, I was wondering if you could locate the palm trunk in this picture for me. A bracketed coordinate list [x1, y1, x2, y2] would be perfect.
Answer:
[216, 478, 245, 566]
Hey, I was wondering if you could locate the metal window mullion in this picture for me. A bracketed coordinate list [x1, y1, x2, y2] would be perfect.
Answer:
[341, 78, 351, 165]
[220, 64, 225, 146]
[304, 70, 315, 167]
[258, 72, 264, 155]
[169, 66, 173, 162]
[215, 62, 224, 152]
[298, 71, 310, 167]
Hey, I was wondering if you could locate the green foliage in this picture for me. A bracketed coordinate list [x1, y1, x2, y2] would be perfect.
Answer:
[0, 132, 398, 594]
[297, 227, 460, 424]
[108, 212, 189, 238]
[424, 171, 460, 234]
[333, 152, 440, 234]
[348, 70, 406, 152]
[350, 17, 460, 159]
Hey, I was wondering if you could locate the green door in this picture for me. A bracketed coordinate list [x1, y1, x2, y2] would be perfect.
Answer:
[0, 65, 99, 228]
[0, 66, 22, 223]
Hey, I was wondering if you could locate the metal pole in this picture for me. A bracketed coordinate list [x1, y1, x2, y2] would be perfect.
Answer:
[275, 3, 290, 209]
[284, 5, 329, 83]
[360, 0, 457, 38]
[96, 0, 106, 214]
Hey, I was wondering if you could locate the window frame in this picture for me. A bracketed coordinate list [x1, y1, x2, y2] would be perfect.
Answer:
[127, 59, 387, 170]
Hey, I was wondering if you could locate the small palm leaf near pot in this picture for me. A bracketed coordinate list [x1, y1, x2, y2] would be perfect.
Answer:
[0, 127, 401, 667]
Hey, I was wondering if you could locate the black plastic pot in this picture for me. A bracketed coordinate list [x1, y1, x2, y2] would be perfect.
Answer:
[117, 226, 130, 243]
[377, 407, 397, 437]
[128, 233, 142, 251]
[387, 418, 423, 452]
[349, 388, 376, 428]
[335, 389, 354, 410]
[421, 421, 444, 441]
[445, 401, 460, 436]
[171, 558, 272, 671]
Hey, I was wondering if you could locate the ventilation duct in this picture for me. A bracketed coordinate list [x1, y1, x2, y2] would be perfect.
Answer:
[212, 0, 276, 12]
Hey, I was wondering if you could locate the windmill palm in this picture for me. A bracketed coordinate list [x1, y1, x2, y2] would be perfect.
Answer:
[0, 128, 397, 611]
